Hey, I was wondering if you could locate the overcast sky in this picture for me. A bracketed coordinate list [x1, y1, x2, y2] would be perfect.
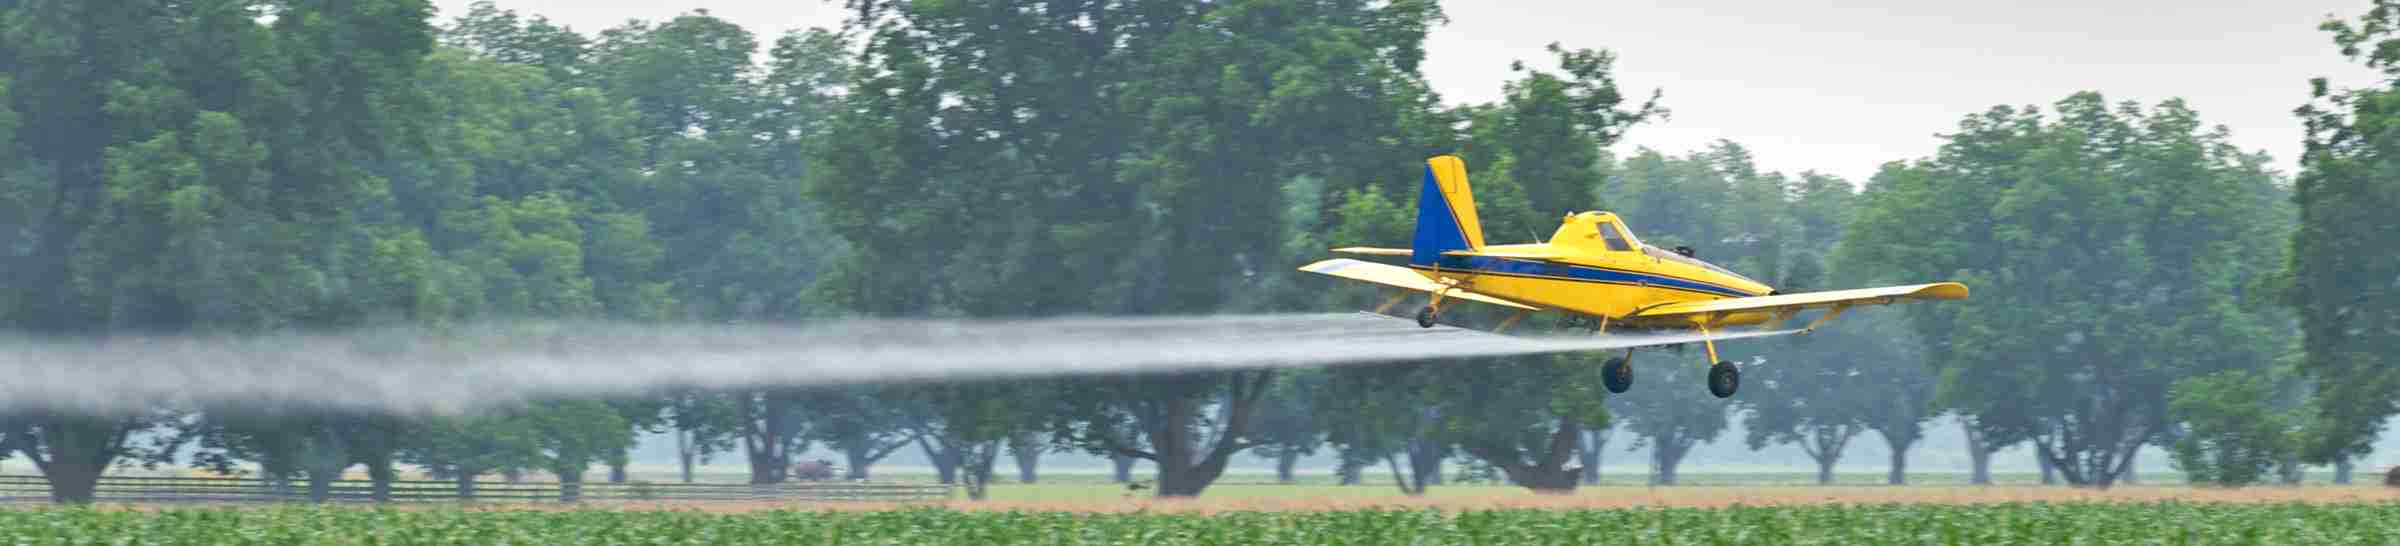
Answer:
[432, 0, 2388, 181]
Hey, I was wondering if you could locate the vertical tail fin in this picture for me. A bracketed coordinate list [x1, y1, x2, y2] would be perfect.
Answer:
[1410, 155, 1486, 265]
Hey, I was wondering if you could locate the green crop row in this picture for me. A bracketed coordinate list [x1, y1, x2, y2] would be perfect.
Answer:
[2, 501, 2395, 545]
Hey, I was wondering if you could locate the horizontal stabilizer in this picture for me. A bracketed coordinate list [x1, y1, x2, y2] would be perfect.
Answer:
[1628, 282, 1968, 321]
[1298, 259, 1542, 311]
[1331, 246, 1414, 257]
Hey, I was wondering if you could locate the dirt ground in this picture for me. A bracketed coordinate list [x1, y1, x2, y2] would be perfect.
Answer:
[547, 485, 2400, 515]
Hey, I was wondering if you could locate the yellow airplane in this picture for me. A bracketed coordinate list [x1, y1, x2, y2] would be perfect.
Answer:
[1299, 155, 1966, 398]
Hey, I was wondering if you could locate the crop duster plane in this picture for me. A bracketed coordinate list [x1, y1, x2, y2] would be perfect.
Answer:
[1299, 156, 1966, 398]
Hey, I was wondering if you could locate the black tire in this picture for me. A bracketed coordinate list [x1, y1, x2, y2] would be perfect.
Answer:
[1414, 306, 1437, 328]
[1602, 357, 1633, 393]
[1707, 361, 1740, 398]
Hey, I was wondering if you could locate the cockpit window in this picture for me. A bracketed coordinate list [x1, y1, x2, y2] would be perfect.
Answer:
[1642, 244, 1763, 285]
[1597, 222, 1632, 251]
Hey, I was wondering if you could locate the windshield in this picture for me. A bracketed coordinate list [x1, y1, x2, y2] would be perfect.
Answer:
[1642, 244, 1763, 286]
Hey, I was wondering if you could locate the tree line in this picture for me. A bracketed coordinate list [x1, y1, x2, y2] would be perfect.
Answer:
[0, 0, 2393, 503]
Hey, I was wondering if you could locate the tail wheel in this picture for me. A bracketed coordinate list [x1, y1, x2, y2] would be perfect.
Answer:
[1707, 361, 1740, 398]
[1602, 357, 1633, 393]
[1414, 305, 1438, 328]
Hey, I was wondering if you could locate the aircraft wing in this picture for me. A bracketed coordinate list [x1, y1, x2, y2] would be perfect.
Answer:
[1627, 282, 1967, 325]
[1330, 247, 1413, 257]
[1298, 259, 1543, 311]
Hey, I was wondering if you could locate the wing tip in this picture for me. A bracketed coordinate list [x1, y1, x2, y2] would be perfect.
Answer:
[1918, 282, 1969, 300]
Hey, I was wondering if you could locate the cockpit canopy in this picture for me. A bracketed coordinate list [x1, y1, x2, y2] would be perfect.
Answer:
[1557, 211, 1766, 287]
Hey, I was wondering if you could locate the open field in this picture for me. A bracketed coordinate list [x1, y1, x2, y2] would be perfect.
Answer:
[590, 483, 2400, 513]
[7, 498, 2399, 545]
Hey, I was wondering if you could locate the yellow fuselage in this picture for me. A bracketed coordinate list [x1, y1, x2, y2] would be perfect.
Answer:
[1411, 212, 1778, 329]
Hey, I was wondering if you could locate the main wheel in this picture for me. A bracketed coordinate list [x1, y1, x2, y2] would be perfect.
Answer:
[1414, 305, 1438, 328]
[1602, 357, 1633, 393]
[1707, 361, 1740, 398]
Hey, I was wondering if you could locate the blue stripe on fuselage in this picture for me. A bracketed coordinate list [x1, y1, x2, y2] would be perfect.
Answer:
[1413, 256, 1759, 298]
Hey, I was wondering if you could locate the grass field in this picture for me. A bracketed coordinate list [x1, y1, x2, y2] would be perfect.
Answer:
[6, 499, 2399, 544]
[953, 482, 2400, 509]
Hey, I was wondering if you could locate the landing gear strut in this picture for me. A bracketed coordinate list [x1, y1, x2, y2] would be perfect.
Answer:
[1414, 305, 1438, 328]
[1698, 323, 1739, 398]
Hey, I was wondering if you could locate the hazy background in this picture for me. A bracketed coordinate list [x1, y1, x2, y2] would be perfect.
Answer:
[431, 0, 2384, 181]
[373, 0, 2400, 480]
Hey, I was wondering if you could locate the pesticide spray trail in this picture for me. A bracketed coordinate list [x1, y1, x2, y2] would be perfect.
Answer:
[0, 313, 1802, 415]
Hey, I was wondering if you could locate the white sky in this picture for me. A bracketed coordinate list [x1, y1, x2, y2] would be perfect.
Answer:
[433, 0, 2389, 181]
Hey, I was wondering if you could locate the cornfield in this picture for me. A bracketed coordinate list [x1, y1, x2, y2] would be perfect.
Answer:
[2, 501, 2395, 544]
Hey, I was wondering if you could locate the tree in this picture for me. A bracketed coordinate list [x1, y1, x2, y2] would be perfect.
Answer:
[661, 389, 737, 484]
[0, 0, 441, 504]
[0, 410, 177, 503]
[1578, 426, 1612, 485]
[170, 403, 411, 503]
[400, 408, 541, 498]
[801, 386, 921, 481]
[1740, 257, 1875, 485]
[2291, 3, 2400, 463]
[909, 380, 1048, 500]
[1615, 363, 1733, 486]
[733, 390, 808, 484]
[1007, 431, 1045, 484]
[2167, 370, 2304, 487]
[1845, 94, 2292, 488]
[524, 399, 636, 501]
[819, 0, 1454, 498]
[1248, 372, 1328, 484]
[1318, 361, 1451, 496]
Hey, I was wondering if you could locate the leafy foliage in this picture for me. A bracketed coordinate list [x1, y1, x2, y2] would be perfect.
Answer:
[2291, 0, 2400, 462]
[1845, 93, 2292, 487]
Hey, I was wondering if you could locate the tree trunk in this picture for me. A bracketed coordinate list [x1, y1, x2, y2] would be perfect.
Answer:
[306, 471, 337, 504]
[920, 435, 961, 485]
[2121, 459, 2138, 485]
[1466, 417, 1584, 493]
[1009, 431, 1040, 484]
[1885, 435, 1914, 485]
[1275, 451, 1300, 484]
[363, 454, 395, 503]
[1963, 426, 1993, 485]
[1142, 371, 1274, 498]
[1336, 458, 1361, 485]
[1579, 428, 1608, 485]
[2336, 457, 2354, 485]
[1817, 456, 1838, 485]
[1652, 440, 1689, 486]
[1385, 454, 1422, 496]
[676, 429, 697, 484]
[959, 440, 1001, 501]
[44, 469, 101, 505]
[1888, 447, 1909, 485]
[2277, 452, 2304, 485]
[608, 461, 628, 484]
[557, 467, 583, 503]
[844, 444, 876, 481]
[1111, 453, 1136, 484]
[2037, 450, 2056, 485]
[1408, 442, 1441, 493]
[738, 390, 793, 484]
[454, 468, 480, 500]
[25, 415, 130, 504]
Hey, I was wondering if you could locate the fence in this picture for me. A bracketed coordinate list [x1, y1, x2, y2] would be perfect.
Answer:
[0, 475, 952, 504]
